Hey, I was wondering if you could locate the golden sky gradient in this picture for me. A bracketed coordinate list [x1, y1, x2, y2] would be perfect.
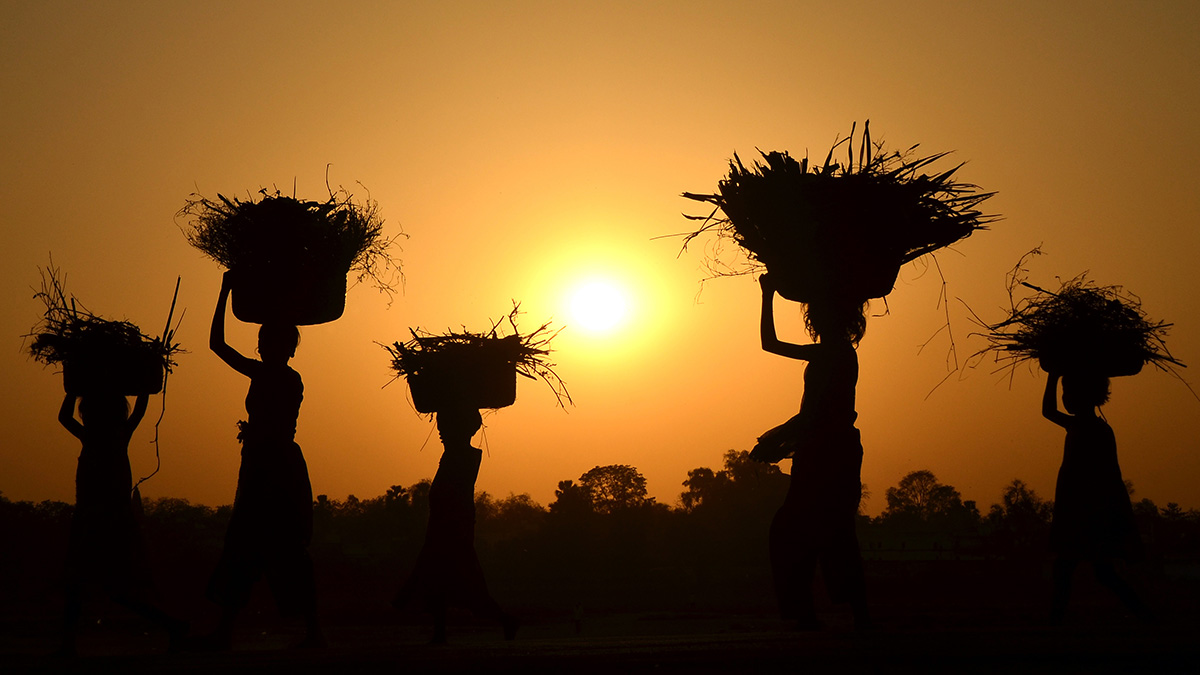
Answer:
[3, 2, 1198, 514]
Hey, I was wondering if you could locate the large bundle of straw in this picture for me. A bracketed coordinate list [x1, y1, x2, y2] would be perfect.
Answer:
[680, 122, 997, 303]
[27, 266, 182, 395]
[179, 184, 401, 325]
[981, 262, 1182, 377]
[384, 307, 570, 413]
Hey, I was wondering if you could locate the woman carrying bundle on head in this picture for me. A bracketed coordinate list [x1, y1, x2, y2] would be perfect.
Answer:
[681, 123, 996, 630]
[385, 308, 567, 643]
[751, 274, 869, 630]
[57, 392, 188, 655]
[180, 180, 400, 650]
[204, 271, 322, 650]
[28, 265, 186, 656]
[981, 260, 1177, 624]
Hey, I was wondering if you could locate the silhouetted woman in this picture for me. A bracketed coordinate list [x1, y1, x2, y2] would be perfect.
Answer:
[58, 392, 186, 655]
[750, 273, 869, 629]
[1042, 372, 1147, 623]
[393, 407, 518, 643]
[206, 271, 322, 649]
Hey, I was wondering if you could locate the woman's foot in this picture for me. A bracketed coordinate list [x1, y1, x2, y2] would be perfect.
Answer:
[502, 615, 519, 641]
[291, 631, 327, 650]
[292, 613, 326, 649]
[51, 641, 78, 659]
[166, 619, 190, 653]
[188, 631, 233, 652]
[793, 613, 824, 631]
[852, 604, 874, 631]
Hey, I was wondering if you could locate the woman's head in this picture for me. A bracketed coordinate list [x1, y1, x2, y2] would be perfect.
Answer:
[78, 394, 130, 429]
[804, 297, 869, 345]
[436, 407, 483, 445]
[258, 323, 300, 363]
[1062, 372, 1110, 413]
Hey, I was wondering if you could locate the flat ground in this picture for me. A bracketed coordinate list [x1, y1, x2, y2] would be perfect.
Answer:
[3, 605, 1196, 674]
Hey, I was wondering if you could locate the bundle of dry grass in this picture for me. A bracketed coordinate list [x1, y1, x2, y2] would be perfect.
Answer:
[27, 265, 182, 395]
[980, 254, 1182, 377]
[679, 122, 997, 302]
[179, 183, 402, 324]
[180, 185, 399, 284]
[385, 306, 570, 413]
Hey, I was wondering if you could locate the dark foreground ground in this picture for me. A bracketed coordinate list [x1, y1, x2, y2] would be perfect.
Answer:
[3, 605, 1197, 674]
[5, 555, 1198, 673]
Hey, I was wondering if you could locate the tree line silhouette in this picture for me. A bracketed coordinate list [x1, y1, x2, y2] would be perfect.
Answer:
[5, 452, 1198, 629]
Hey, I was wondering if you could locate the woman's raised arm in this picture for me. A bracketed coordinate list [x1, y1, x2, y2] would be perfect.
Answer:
[58, 393, 84, 439]
[126, 393, 150, 434]
[1042, 372, 1070, 428]
[760, 274, 820, 361]
[210, 271, 255, 377]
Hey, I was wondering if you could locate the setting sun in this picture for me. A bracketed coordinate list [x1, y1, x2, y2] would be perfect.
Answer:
[569, 279, 630, 334]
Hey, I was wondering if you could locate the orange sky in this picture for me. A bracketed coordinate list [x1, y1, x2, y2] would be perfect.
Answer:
[3, 2, 1198, 515]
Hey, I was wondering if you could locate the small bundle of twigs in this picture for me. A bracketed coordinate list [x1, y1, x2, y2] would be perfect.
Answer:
[678, 121, 997, 301]
[27, 265, 183, 385]
[179, 183, 402, 296]
[385, 305, 571, 409]
[979, 252, 1182, 377]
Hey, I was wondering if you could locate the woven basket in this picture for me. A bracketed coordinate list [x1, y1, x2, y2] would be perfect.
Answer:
[407, 358, 517, 413]
[230, 265, 346, 326]
[63, 350, 164, 395]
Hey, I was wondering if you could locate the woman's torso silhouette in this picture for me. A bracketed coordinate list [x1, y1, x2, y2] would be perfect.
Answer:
[395, 442, 492, 610]
[787, 341, 860, 475]
[1052, 415, 1139, 560]
[797, 342, 858, 426]
[69, 416, 150, 594]
[242, 362, 302, 441]
[206, 357, 315, 616]
[229, 360, 310, 547]
[426, 444, 483, 543]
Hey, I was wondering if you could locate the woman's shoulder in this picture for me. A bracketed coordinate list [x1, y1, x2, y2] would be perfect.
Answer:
[815, 340, 858, 366]
[1064, 414, 1114, 439]
[282, 365, 302, 386]
[818, 339, 857, 354]
[249, 362, 302, 383]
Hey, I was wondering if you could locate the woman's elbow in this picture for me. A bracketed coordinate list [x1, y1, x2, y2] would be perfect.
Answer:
[761, 344, 791, 359]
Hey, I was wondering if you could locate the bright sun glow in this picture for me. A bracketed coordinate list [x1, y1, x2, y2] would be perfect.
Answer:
[569, 280, 630, 334]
